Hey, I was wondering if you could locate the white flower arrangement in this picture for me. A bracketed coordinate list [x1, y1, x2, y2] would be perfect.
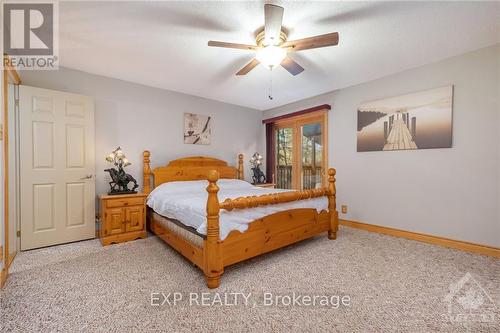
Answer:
[106, 147, 131, 168]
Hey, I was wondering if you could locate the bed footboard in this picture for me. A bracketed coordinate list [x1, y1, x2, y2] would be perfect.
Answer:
[222, 208, 331, 266]
[204, 168, 339, 288]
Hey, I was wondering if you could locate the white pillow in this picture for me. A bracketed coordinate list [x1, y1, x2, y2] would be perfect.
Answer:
[217, 179, 254, 190]
[149, 179, 253, 198]
[149, 180, 208, 197]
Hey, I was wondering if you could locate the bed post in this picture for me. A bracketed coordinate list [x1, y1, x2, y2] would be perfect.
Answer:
[143, 151, 152, 195]
[238, 154, 244, 180]
[205, 170, 223, 288]
[327, 168, 339, 240]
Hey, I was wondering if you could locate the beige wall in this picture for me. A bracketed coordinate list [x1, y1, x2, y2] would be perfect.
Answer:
[263, 44, 500, 247]
[20, 68, 263, 196]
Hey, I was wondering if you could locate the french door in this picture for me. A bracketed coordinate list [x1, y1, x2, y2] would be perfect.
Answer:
[274, 111, 328, 190]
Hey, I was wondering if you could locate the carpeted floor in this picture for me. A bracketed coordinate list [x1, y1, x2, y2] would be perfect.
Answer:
[1, 227, 499, 332]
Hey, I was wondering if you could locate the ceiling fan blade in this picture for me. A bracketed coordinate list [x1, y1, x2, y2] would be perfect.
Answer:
[236, 58, 260, 75]
[282, 32, 339, 51]
[264, 4, 284, 45]
[281, 56, 304, 76]
[208, 41, 258, 51]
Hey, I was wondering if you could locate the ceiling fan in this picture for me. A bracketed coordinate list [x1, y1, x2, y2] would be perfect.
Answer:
[208, 4, 339, 76]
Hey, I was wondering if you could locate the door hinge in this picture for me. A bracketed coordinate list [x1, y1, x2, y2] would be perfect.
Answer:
[0, 124, 3, 141]
[17, 230, 21, 237]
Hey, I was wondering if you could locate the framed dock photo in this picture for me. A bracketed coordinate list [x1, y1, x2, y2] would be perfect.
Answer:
[357, 86, 453, 152]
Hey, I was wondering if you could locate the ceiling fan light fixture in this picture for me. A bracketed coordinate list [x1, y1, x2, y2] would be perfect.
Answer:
[208, 4, 339, 77]
[256, 45, 287, 69]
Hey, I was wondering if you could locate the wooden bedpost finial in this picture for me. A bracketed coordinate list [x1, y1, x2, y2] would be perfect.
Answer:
[327, 168, 339, 240]
[238, 154, 244, 180]
[328, 168, 336, 193]
[143, 150, 151, 195]
[205, 170, 223, 288]
[207, 169, 219, 184]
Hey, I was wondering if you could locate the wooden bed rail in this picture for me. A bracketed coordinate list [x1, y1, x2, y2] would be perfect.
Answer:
[206, 168, 339, 237]
[218, 168, 337, 213]
[220, 187, 328, 211]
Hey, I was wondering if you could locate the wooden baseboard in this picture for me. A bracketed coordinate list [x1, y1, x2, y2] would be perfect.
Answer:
[7, 251, 16, 268]
[340, 219, 500, 258]
[0, 268, 7, 288]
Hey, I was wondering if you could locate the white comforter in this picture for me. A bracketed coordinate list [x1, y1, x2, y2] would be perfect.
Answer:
[147, 179, 328, 240]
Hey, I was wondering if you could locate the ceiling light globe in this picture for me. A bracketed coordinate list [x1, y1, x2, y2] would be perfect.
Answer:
[256, 45, 287, 69]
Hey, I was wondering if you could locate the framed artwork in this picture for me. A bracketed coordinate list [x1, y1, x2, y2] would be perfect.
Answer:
[184, 113, 212, 145]
[357, 86, 453, 152]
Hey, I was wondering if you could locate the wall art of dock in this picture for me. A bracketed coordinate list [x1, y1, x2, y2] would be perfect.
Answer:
[356, 86, 453, 152]
[383, 111, 417, 150]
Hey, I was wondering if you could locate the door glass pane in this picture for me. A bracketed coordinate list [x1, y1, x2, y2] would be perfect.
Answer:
[276, 127, 293, 189]
[301, 123, 323, 189]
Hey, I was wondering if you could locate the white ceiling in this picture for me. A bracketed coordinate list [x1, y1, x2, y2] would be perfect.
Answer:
[59, 1, 500, 111]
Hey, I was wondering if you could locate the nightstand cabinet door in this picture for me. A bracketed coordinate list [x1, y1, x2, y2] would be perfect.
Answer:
[105, 208, 126, 236]
[99, 193, 147, 246]
[125, 206, 144, 232]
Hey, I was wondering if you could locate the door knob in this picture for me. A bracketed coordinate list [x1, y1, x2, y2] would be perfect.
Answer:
[81, 174, 93, 180]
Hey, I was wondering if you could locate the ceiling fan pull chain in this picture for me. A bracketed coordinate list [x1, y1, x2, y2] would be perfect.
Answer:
[268, 68, 273, 100]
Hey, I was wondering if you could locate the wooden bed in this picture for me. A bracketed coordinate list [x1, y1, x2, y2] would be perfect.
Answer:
[143, 151, 339, 288]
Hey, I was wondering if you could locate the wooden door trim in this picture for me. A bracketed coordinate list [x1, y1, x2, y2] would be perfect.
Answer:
[295, 112, 328, 188]
[262, 104, 331, 124]
[2, 55, 21, 288]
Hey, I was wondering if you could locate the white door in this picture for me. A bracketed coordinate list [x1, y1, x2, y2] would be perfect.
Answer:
[19, 85, 95, 250]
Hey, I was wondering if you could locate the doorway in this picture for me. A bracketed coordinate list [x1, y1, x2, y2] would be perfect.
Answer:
[272, 109, 328, 190]
[18, 85, 96, 250]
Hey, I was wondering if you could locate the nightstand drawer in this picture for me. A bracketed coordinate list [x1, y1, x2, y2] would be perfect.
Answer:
[106, 197, 144, 208]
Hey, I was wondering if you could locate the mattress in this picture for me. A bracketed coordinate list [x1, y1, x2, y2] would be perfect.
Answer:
[152, 212, 204, 247]
[147, 179, 329, 240]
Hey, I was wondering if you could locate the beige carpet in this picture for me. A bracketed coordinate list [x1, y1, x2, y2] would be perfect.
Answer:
[1, 227, 499, 332]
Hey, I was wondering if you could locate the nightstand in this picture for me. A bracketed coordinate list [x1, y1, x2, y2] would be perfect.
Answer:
[254, 183, 276, 189]
[99, 193, 147, 246]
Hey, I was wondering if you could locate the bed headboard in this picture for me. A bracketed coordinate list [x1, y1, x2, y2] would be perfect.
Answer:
[143, 151, 244, 194]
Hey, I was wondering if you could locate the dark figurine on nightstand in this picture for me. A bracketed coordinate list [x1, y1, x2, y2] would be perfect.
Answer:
[250, 152, 267, 184]
[104, 147, 139, 195]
